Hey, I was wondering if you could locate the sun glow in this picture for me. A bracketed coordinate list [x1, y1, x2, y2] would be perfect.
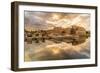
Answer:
[51, 13, 62, 20]
[51, 48, 61, 55]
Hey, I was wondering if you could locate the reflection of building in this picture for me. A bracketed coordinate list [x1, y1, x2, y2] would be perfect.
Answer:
[24, 25, 90, 45]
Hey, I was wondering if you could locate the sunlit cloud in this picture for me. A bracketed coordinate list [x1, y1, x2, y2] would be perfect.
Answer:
[25, 11, 90, 30]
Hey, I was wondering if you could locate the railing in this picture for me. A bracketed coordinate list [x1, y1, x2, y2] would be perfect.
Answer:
[24, 35, 86, 45]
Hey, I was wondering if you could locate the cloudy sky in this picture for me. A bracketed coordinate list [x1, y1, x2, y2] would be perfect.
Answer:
[24, 11, 90, 31]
